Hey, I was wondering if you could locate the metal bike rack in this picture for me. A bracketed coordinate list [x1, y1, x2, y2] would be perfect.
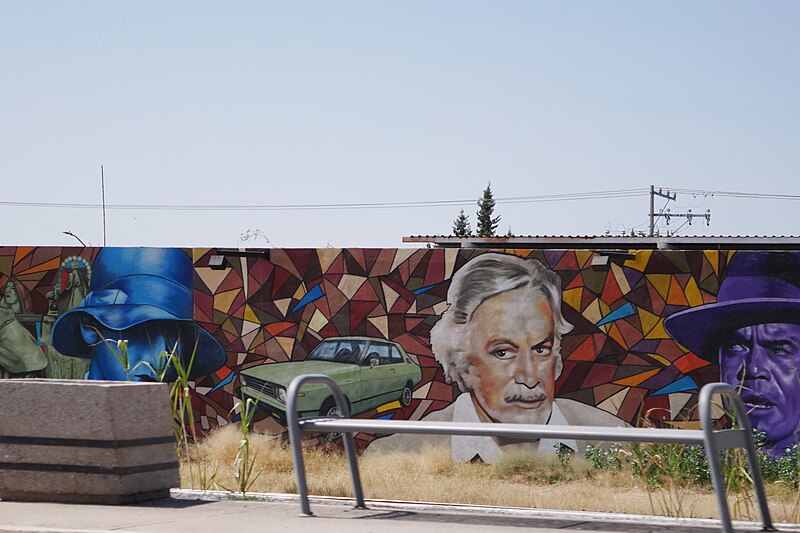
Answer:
[287, 375, 775, 533]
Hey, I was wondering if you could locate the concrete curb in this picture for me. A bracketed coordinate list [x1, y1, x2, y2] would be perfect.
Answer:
[170, 488, 800, 532]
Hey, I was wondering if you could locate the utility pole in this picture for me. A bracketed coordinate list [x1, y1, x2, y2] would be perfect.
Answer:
[101, 165, 107, 246]
[648, 185, 710, 236]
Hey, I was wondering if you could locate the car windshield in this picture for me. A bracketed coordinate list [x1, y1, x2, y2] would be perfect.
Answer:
[307, 339, 369, 364]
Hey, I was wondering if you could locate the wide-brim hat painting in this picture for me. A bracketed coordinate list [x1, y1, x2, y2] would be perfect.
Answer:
[51, 247, 226, 379]
[664, 252, 800, 359]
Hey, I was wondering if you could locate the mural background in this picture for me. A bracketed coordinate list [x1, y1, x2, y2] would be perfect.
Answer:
[0, 246, 727, 448]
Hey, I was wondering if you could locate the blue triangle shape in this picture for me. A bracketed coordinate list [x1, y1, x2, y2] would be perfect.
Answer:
[290, 283, 325, 313]
[595, 302, 636, 327]
[650, 375, 699, 396]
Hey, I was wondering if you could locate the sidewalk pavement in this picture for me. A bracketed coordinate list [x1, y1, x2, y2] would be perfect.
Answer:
[0, 490, 792, 533]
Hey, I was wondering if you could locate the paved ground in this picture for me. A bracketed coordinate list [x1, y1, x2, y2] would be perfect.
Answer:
[0, 491, 793, 533]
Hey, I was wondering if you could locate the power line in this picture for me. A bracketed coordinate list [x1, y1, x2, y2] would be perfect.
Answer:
[0, 189, 650, 212]
[671, 188, 800, 200]
[4, 186, 795, 214]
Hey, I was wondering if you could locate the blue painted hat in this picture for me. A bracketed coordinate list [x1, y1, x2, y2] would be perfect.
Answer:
[664, 252, 800, 359]
[51, 247, 226, 378]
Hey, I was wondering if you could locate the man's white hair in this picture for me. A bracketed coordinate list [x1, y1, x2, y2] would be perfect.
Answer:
[430, 253, 573, 392]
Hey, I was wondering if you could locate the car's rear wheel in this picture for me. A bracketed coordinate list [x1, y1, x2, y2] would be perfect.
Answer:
[400, 382, 413, 408]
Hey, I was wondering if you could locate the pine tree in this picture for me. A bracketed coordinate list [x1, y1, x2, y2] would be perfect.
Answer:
[476, 182, 500, 237]
[452, 209, 472, 237]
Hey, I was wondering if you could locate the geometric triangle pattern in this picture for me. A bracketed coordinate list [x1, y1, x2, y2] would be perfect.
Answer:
[0, 246, 743, 437]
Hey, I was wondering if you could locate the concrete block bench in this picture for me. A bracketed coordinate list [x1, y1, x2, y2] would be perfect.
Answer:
[0, 379, 179, 504]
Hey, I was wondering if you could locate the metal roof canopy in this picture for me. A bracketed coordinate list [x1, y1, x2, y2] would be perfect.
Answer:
[403, 235, 800, 250]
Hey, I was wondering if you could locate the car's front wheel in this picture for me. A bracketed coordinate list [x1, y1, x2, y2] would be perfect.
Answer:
[319, 397, 348, 441]
[400, 382, 413, 408]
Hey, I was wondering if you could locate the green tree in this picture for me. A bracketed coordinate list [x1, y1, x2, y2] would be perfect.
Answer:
[476, 182, 501, 237]
[452, 209, 472, 237]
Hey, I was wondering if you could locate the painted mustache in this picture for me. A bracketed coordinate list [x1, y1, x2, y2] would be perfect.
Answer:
[504, 393, 547, 403]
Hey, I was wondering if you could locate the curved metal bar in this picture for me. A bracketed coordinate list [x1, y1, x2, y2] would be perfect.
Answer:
[287, 376, 773, 531]
[699, 382, 775, 533]
[287, 374, 366, 516]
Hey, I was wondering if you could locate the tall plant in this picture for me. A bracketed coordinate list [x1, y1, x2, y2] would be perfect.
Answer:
[476, 182, 500, 237]
[452, 209, 472, 237]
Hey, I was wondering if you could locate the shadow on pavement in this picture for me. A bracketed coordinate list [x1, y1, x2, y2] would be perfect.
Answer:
[129, 497, 217, 509]
[355, 510, 727, 532]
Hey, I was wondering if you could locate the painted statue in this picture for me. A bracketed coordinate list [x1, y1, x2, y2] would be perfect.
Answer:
[0, 278, 47, 379]
[50, 248, 226, 381]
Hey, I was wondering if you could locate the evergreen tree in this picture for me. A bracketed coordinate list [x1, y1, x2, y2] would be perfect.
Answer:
[476, 182, 501, 237]
[452, 209, 472, 237]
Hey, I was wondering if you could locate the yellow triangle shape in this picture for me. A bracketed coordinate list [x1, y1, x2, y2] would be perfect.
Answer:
[213, 289, 241, 313]
[193, 248, 212, 262]
[293, 282, 307, 300]
[248, 330, 266, 350]
[624, 250, 652, 272]
[684, 277, 703, 307]
[644, 319, 671, 340]
[244, 304, 260, 324]
[221, 317, 238, 336]
[562, 287, 583, 311]
[377, 401, 402, 413]
[648, 353, 672, 366]
[704, 250, 721, 276]
[614, 368, 659, 387]
[664, 420, 701, 430]
[647, 274, 671, 300]
[637, 308, 661, 336]
[576, 250, 593, 269]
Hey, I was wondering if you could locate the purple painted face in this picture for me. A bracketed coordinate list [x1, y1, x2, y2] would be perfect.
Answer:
[719, 323, 800, 454]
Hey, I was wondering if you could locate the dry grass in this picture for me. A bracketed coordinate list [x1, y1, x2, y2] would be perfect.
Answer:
[180, 425, 800, 523]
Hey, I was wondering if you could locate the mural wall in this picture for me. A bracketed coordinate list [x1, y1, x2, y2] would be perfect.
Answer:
[2, 247, 798, 460]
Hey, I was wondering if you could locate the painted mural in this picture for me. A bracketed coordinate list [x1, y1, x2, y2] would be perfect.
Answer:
[1, 247, 797, 460]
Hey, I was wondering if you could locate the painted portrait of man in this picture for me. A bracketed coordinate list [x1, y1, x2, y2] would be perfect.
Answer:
[664, 252, 800, 458]
[370, 253, 626, 463]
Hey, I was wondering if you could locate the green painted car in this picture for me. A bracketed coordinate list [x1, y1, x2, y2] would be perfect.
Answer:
[239, 336, 423, 421]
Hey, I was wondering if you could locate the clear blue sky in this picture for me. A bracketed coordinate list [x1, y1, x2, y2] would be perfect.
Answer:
[2, 1, 799, 248]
